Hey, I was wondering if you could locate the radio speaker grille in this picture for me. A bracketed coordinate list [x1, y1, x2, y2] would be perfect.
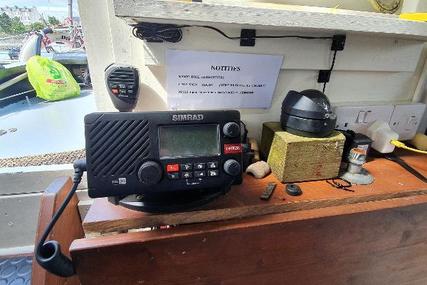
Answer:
[87, 119, 150, 177]
[107, 68, 137, 84]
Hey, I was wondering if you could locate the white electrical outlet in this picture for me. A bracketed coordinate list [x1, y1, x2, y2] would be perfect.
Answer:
[389, 103, 426, 140]
[333, 104, 394, 134]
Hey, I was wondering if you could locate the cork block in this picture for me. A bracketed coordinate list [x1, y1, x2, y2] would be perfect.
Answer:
[260, 122, 283, 160]
[261, 122, 345, 183]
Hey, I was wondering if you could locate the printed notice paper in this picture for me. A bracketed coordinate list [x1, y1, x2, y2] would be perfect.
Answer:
[166, 50, 283, 109]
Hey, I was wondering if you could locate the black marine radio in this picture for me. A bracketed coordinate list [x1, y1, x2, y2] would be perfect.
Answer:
[35, 110, 243, 278]
[36, 64, 245, 279]
[84, 110, 243, 211]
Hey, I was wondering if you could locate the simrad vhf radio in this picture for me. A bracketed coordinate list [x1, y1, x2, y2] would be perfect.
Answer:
[84, 110, 243, 212]
[35, 109, 243, 278]
[35, 72, 244, 277]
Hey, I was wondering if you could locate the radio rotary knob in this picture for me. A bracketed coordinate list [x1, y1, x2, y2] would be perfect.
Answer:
[223, 159, 241, 176]
[223, 122, 240, 138]
[138, 161, 162, 185]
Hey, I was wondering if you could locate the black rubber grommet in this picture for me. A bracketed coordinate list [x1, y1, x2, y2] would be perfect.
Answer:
[286, 183, 302, 196]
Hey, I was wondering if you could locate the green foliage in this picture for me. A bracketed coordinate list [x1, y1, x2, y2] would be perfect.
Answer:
[0, 12, 28, 35]
[0, 12, 48, 35]
[48, 16, 60, 26]
[10, 17, 26, 34]
[28, 22, 45, 32]
[0, 12, 12, 34]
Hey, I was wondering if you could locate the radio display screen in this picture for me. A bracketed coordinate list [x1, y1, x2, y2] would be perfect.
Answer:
[159, 124, 220, 158]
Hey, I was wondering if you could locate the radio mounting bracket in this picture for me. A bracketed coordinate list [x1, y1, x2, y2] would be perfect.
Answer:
[117, 186, 232, 213]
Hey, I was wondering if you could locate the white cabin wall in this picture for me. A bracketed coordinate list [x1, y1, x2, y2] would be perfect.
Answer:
[209, 0, 404, 13]
[78, 0, 427, 139]
[78, 0, 115, 111]
[401, 0, 427, 13]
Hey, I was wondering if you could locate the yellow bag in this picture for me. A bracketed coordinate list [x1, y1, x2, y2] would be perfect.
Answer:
[26, 55, 80, 101]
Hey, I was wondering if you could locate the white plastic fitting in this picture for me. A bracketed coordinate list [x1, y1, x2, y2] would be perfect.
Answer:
[366, 121, 399, 153]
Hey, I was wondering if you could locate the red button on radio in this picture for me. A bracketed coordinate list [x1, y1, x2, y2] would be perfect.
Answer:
[166, 164, 180, 172]
[224, 143, 242, 154]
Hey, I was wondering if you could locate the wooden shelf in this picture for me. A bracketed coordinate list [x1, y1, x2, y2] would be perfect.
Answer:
[113, 0, 427, 40]
[81, 151, 427, 236]
[70, 151, 427, 285]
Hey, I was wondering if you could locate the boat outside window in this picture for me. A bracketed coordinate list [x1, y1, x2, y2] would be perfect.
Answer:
[0, 0, 96, 167]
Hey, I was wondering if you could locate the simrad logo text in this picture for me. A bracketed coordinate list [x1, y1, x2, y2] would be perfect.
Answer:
[172, 114, 204, 121]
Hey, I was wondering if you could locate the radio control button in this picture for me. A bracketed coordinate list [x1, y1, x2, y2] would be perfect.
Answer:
[207, 161, 219, 169]
[194, 163, 206, 170]
[223, 122, 240, 138]
[208, 170, 219, 177]
[167, 173, 180, 180]
[166, 164, 180, 172]
[224, 144, 242, 154]
[194, 171, 206, 178]
[181, 163, 193, 171]
[223, 159, 241, 176]
[182, 171, 193, 179]
[138, 161, 162, 185]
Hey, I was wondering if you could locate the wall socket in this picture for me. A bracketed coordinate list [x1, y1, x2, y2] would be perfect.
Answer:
[389, 103, 426, 140]
[333, 103, 426, 140]
[333, 104, 394, 134]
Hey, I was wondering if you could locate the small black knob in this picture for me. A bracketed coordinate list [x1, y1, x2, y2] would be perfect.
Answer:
[223, 159, 241, 176]
[138, 161, 162, 185]
[286, 184, 302, 196]
[223, 122, 240, 138]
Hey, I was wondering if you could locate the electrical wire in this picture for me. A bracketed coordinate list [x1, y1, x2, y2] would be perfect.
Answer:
[132, 23, 334, 43]
[36, 159, 86, 277]
[383, 153, 427, 183]
[132, 23, 340, 94]
[176, 25, 333, 40]
[132, 24, 183, 43]
[36, 182, 79, 258]
[390, 140, 427, 154]
[322, 49, 338, 93]
[240, 120, 248, 143]
[326, 178, 354, 192]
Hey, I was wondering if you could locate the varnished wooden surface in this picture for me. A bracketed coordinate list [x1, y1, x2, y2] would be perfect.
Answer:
[83, 152, 427, 235]
[31, 177, 84, 285]
[71, 195, 427, 285]
[71, 151, 427, 285]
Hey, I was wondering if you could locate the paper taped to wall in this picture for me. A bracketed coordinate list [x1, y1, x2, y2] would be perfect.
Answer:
[166, 50, 283, 109]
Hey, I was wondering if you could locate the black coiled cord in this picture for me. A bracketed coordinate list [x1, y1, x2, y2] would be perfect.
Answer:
[36, 159, 86, 277]
[132, 23, 183, 43]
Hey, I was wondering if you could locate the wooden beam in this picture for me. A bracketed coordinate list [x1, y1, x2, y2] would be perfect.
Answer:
[113, 0, 427, 40]
[70, 196, 427, 285]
